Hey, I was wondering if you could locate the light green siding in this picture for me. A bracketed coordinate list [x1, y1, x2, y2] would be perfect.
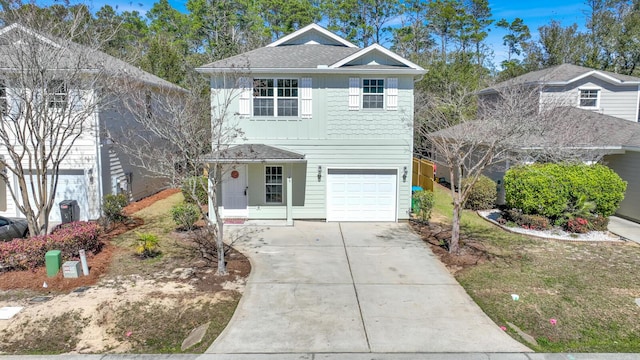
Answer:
[211, 73, 415, 221]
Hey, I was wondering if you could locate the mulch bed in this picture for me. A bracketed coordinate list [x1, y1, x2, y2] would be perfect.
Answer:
[0, 189, 180, 293]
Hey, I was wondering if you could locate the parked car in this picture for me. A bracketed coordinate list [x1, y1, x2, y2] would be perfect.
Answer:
[0, 216, 29, 241]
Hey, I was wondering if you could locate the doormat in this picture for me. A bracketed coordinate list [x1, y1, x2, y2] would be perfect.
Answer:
[224, 218, 246, 224]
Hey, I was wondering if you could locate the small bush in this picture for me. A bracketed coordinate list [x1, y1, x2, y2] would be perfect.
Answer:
[565, 217, 589, 233]
[171, 202, 201, 230]
[462, 175, 497, 210]
[135, 232, 160, 258]
[412, 190, 435, 222]
[103, 194, 128, 223]
[0, 221, 101, 271]
[182, 176, 208, 205]
[588, 215, 609, 231]
[505, 209, 550, 230]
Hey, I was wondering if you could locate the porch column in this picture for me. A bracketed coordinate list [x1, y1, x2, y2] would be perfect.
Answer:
[286, 176, 293, 226]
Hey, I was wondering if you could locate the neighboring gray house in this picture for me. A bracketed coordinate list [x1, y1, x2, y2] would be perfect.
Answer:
[437, 64, 640, 222]
[0, 24, 180, 223]
[197, 24, 425, 222]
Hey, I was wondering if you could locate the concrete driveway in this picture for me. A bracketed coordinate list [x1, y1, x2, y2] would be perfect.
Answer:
[207, 221, 530, 354]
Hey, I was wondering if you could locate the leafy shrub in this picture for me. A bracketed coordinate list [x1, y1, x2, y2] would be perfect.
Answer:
[462, 175, 497, 210]
[103, 193, 128, 223]
[171, 202, 201, 230]
[412, 190, 435, 222]
[0, 221, 101, 271]
[504, 163, 626, 219]
[504, 209, 550, 230]
[566, 217, 589, 233]
[135, 232, 160, 258]
[587, 216, 609, 231]
[181, 176, 208, 205]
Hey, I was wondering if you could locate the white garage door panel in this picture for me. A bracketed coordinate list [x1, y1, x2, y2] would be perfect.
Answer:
[327, 170, 397, 222]
[25, 173, 90, 223]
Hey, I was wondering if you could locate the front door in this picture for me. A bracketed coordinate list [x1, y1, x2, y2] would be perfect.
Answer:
[222, 165, 248, 218]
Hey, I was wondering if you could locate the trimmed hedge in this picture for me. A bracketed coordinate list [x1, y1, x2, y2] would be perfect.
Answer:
[462, 175, 497, 210]
[0, 221, 101, 271]
[504, 163, 626, 218]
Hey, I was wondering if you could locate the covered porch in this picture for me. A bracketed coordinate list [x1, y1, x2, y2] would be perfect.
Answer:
[202, 144, 307, 225]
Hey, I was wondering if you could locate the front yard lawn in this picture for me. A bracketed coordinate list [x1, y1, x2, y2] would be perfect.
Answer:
[418, 184, 640, 352]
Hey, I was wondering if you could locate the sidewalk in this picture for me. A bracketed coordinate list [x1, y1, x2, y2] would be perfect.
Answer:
[609, 216, 640, 244]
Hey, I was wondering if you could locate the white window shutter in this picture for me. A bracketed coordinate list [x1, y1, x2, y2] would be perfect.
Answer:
[349, 77, 360, 110]
[237, 77, 252, 116]
[387, 77, 398, 110]
[300, 77, 312, 119]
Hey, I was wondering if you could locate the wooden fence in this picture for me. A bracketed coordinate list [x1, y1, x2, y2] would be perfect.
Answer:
[412, 157, 434, 192]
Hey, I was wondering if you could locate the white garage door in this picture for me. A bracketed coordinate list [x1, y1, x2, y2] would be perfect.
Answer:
[327, 169, 397, 222]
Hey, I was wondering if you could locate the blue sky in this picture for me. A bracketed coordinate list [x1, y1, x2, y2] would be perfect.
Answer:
[81, 0, 589, 65]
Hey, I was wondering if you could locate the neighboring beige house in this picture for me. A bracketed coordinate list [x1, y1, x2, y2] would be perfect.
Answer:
[197, 24, 425, 222]
[436, 64, 640, 222]
[0, 24, 180, 223]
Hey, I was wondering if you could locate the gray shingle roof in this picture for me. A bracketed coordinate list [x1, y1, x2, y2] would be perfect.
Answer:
[202, 144, 306, 163]
[0, 24, 183, 91]
[198, 44, 361, 69]
[482, 64, 640, 93]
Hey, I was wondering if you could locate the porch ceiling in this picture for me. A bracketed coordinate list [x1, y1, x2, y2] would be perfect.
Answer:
[201, 144, 306, 163]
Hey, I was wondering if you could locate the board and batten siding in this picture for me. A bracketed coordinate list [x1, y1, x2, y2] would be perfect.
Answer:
[604, 151, 640, 222]
[540, 77, 639, 122]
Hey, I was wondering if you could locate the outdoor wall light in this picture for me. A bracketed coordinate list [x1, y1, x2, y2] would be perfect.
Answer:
[402, 166, 408, 182]
[317, 165, 322, 182]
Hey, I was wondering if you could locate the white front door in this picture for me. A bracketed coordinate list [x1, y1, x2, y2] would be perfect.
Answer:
[222, 165, 248, 217]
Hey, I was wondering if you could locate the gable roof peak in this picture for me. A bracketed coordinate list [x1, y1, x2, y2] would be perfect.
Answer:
[267, 23, 358, 48]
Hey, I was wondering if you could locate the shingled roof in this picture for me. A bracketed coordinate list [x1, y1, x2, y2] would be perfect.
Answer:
[202, 144, 306, 163]
[480, 63, 640, 94]
[0, 23, 183, 91]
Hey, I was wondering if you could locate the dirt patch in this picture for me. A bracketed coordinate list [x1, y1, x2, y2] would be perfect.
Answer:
[123, 188, 181, 215]
[0, 188, 251, 354]
[410, 220, 491, 274]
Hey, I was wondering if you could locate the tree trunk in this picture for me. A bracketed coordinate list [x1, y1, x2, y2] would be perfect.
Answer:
[450, 201, 461, 254]
[213, 163, 227, 275]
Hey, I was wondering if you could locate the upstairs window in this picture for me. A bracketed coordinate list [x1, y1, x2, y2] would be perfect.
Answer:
[0, 81, 6, 115]
[47, 80, 67, 109]
[253, 78, 298, 117]
[579, 89, 599, 108]
[362, 79, 384, 109]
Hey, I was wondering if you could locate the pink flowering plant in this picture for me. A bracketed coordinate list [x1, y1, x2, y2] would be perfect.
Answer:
[0, 221, 101, 271]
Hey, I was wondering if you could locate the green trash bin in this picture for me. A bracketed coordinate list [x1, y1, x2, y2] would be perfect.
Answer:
[45, 250, 62, 277]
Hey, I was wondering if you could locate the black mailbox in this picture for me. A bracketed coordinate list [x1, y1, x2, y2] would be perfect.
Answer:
[59, 200, 79, 223]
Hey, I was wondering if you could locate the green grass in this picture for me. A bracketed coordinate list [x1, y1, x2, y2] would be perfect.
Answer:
[431, 184, 640, 352]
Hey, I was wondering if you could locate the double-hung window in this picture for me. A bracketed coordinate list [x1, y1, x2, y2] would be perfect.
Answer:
[265, 166, 283, 203]
[362, 79, 384, 109]
[253, 78, 298, 117]
[47, 80, 67, 109]
[579, 89, 599, 108]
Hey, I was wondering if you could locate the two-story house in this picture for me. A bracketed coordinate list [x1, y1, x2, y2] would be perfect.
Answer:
[196, 24, 425, 222]
[437, 63, 640, 222]
[0, 24, 181, 224]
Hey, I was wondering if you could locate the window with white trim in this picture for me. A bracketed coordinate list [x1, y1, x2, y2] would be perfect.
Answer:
[47, 80, 67, 109]
[253, 78, 298, 117]
[265, 166, 283, 203]
[579, 89, 599, 108]
[362, 79, 384, 109]
[0, 81, 7, 115]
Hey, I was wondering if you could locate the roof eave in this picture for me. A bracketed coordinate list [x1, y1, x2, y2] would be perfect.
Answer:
[195, 67, 426, 76]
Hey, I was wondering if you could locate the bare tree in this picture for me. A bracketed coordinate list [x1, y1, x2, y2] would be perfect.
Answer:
[0, 10, 113, 235]
[415, 83, 595, 253]
[112, 70, 245, 275]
